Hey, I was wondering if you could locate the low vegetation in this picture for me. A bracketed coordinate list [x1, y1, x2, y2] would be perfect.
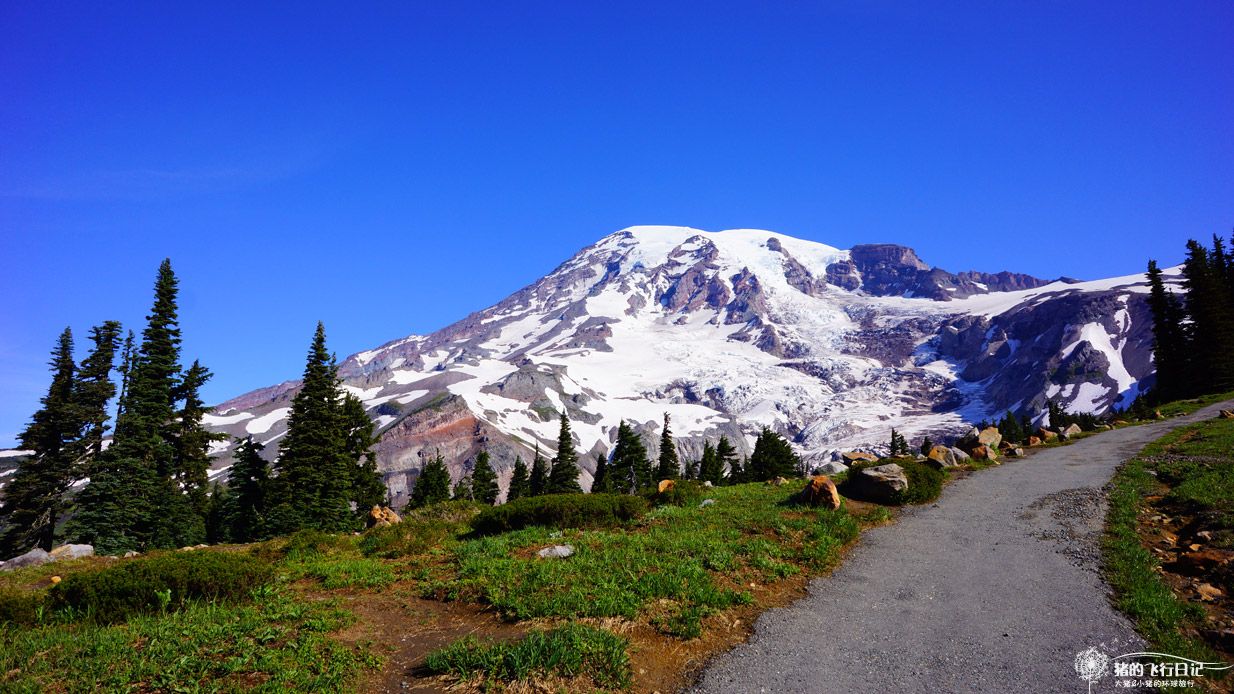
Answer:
[471, 493, 648, 535]
[1105, 414, 1234, 670]
[424, 624, 632, 689]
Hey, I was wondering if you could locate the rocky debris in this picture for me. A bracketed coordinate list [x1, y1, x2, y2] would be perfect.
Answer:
[1172, 549, 1234, 576]
[658, 479, 676, 494]
[699, 499, 716, 508]
[1037, 428, 1059, 443]
[1022, 487, 1106, 571]
[841, 451, 879, 464]
[179, 544, 210, 552]
[1154, 410, 1165, 420]
[123, 550, 140, 558]
[1027, 436, 1042, 447]
[702, 480, 714, 487]
[1197, 582, 1225, 602]
[0, 548, 51, 572]
[798, 476, 842, 510]
[846, 464, 908, 504]
[368, 505, 402, 528]
[925, 445, 959, 470]
[49, 544, 94, 561]
[1219, 409, 1234, 420]
[970, 445, 998, 462]
[977, 427, 1003, 449]
[537, 545, 575, 559]
[1113, 419, 1129, 426]
[1062, 424, 1083, 437]
[815, 461, 849, 475]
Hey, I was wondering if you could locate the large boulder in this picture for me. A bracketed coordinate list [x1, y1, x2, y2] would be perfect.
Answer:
[846, 463, 908, 504]
[815, 461, 848, 475]
[0, 548, 51, 572]
[977, 427, 1003, 449]
[926, 445, 958, 470]
[1036, 428, 1058, 443]
[841, 451, 879, 464]
[367, 505, 402, 529]
[970, 445, 998, 462]
[1062, 423, 1083, 437]
[949, 447, 971, 463]
[1027, 435, 1043, 447]
[1218, 409, 1234, 420]
[49, 544, 94, 561]
[798, 475, 841, 510]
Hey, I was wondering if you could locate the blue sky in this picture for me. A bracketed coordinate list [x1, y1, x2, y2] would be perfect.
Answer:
[1, 2, 1232, 447]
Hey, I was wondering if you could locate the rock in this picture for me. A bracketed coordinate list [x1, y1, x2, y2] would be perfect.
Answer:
[970, 444, 998, 461]
[0, 548, 51, 571]
[50, 575, 61, 585]
[367, 505, 402, 528]
[699, 499, 716, 508]
[1113, 419, 1129, 426]
[1027, 436, 1042, 447]
[926, 445, 958, 470]
[949, 447, 971, 463]
[123, 550, 140, 558]
[1219, 409, 1234, 420]
[998, 440, 1016, 452]
[1012, 448, 1024, 457]
[1062, 424, 1083, 437]
[1096, 424, 1112, 431]
[767, 476, 789, 487]
[1174, 549, 1234, 575]
[840, 451, 879, 463]
[815, 461, 848, 475]
[798, 475, 841, 510]
[49, 544, 94, 561]
[1154, 409, 1165, 420]
[846, 463, 908, 504]
[537, 544, 574, 559]
[977, 427, 1003, 449]
[1036, 428, 1058, 442]
[658, 479, 676, 494]
[1198, 583, 1225, 601]
[702, 481, 714, 488]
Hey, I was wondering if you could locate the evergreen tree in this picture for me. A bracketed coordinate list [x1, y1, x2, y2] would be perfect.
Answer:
[228, 437, 270, 543]
[1147, 259, 1191, 401]
[205, 482, 234, 545]
[73, 321, 122, 463]
[269, 322, 353, 533]
[919, 436, 935, 456]
[0, 329, 79, 556]
[609, 421, 650, 494]
[655, 413, 680, 480]
[114, 330, 135, 421]
[715, 436, 738, 484]
[409, 452, 451, 508]
[546, 412, 583, 494]
[472, 451, 499, 505]
[529, 445, 549, 497]
[507, 456, 531, 502]
[727, 456, 747, 485]
[73, 260, 199, 553]
[452, 474, 473, 501]
[748, 428, 800, 481]
[684, 457, 700, 480]
[997, 411, 1025, 444]
[698, 440, 722, 484]
[172, 360, 226, 522]
[888, 429, 909, 457]
[1181, 239, 1234, 393]
[590, 452, 612, 493]
[341, 394, 385, 512]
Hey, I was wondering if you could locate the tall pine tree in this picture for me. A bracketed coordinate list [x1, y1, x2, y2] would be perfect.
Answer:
[471, 451, 499, 505]
[655, 413, 680, 480]
[749, 427, 801, 481]
[73, 321, 122, 463]
[341, 394, 385, 512]
[546, 412, 582, 494]
[228, 437, 270, 543]
[1146, 260, 1190, 401]
[529, 445, 549, 496]
[409, 452, 451, 508]
[507, 456, 531, 501]
[590, 452, 612, 493]
[608, 421, 651, 494]
[0, 329, 79, 556]
[714, 436, 738, 484]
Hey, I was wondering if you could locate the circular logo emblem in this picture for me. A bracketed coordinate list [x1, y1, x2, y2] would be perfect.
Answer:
[1074, 647, 1110, 683]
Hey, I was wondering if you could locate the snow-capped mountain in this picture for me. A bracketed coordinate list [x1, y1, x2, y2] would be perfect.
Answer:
[203, 226, 1169, 506]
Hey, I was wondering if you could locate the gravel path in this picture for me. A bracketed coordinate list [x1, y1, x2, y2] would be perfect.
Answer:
[694, 400, 1234, 694]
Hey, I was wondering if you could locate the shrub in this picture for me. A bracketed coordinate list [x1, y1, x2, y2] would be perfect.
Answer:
[842, 458, 943, 506]
[471, 494, 647, 535]
[281, 528, 353, 559]
[50, 551, 274, 623]
[424, 624, 631, 688]
[0, 587, 42, 627]
[645, 480, 704, 507]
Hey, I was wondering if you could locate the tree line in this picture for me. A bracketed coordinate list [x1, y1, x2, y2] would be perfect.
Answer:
[1146, 232, 1234, 403]
[0, 261, 385, 558]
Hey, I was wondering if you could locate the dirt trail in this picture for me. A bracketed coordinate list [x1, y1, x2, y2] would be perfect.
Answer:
[693, 401, 1234, 694]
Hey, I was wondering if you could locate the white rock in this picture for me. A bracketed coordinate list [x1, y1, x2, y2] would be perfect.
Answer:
[537, 544, 574, 559]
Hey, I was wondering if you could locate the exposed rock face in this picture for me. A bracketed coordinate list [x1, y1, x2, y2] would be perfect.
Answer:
[198, 226, 1178, 504]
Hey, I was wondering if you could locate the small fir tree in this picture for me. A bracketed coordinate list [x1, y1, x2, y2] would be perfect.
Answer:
[507, 456, 531, 501]
[471, 451, 499, 505]
[655, 414, 680, 480]
[529, 445, 549, 497]
[749, 428, 801, 481]
[409, 452, 451, 508]
[546, 412, 583, 494]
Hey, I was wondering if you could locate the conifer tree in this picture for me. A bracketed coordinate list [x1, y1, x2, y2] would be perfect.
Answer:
[0, 329, 79, 556]
[888, 429, 909, 457]
[73, 321, 122, 463]
[342, 394, 385, 512]
[684, 457, 700, 480]
[269, 322, 353, 533]
[715, 436, 738, 483]
[546, 412, 583, 494]
[529, 445, 549, 497]
[608, 421, 651, 494]
[591, 452, 612, 493]
[655, 414, 680, 480]
[749, 427, 801, 481]
[507, 456, 531, 502]
[409, 452, 451, 508]
[205, 482, 234, 545]
[727, 456, 747, 485]
[1147, 260, 1191, 401]
[698, 440, 721, 484]
[1181, 240, 1234, 393]
[114, 330, 135, 420]
[228, 437, 269, 543]
[919, 436, 935, 457]
[471, 451, 499, 505]
[172, 360, 226, 521]
[452, 474, 473, 501]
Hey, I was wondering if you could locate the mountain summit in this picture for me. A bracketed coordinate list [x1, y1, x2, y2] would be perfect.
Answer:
[204, 226, 1164, 506]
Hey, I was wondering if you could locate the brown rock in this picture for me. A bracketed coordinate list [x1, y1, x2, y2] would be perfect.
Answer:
[926, 445, 958, 469]
[1198, 583, 1225, 602]
[658, 479, 676, 494]
[1113, 420, 1129, 426]
[1062, 423, 1083, 437]
[971, 444, 998, 461]
[767, 476, 789, 487]
[841, 451, 879, 463]
[367, 505, 402, 529]
[799, 475, 841, 510]
[1175, 549, 1234, 575]
[1154, 410, 1165, 420]
[1027, 436, 1042, 447]
[977, 427, 1003, 449]
[50, 575, 61, 585]
[1219, 409, 1234, 420]
[1036, 428, 1058, 442]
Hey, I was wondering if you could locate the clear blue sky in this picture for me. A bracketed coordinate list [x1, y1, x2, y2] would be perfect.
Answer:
[1, 2, 1232, 447]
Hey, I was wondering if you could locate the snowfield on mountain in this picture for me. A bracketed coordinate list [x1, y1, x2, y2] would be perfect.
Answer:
[201, 226, 1175, 507]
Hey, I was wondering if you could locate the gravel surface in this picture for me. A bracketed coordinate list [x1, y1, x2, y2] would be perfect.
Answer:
[693, 401, 1234, 694]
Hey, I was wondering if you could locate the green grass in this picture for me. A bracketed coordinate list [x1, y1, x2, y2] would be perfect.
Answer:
[0, 586, 379, 692]
[421, 484, 859, 631]
[1103, 415, 1234, 678]
[424, 624, 631, 690]
[1155, 391, 1234, 417]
